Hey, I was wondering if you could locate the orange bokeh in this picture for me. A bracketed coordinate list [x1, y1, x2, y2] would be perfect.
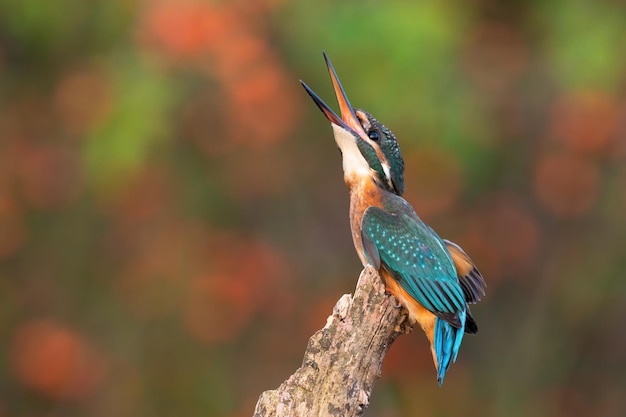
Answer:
[465, 194, 540, 280]
[183, 233, 292, 344]
[215, 36, 302, 148]
[549, 90, 620, 156]
[103, 168, 202, 319]
[534, 151, 600, 218]
[9, 319, 107, 400]
[111, 220, 199, 320]
[137, 0, 224, 60]
[136, 0, 301, 150]
[102, 167, 294, 328]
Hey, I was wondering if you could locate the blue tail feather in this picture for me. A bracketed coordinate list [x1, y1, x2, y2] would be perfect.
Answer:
[434, 309, 466, 385]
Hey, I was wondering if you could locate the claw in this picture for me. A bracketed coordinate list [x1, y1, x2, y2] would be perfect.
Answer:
[394, 310, 413, 334]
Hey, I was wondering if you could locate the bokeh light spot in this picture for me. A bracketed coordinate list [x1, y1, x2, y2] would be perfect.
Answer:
[534, 152, 600, 218]
[549, 90, 620, 155]
[183, 234, 292, 345]
[9, 319, 107, 400]
[467, 194, 540, 280]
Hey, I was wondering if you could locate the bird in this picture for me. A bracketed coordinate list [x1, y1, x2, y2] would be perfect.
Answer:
[300, 52, 485, 385]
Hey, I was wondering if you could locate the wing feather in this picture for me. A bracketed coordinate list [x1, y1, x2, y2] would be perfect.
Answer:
[443, 239, 486, 304]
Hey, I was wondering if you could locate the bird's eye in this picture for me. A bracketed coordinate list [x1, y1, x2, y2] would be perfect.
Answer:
[368, 130, 379, 141]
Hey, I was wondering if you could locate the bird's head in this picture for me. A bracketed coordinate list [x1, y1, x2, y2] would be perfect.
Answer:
[301, 53, 405, 195]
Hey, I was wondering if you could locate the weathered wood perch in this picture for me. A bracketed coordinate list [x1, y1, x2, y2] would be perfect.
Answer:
[253, 265, 411, 417]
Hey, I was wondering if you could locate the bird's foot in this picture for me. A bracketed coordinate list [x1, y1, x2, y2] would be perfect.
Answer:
[394, 311, 413, 334]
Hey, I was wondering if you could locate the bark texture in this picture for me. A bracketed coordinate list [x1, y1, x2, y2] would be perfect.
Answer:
[253, 265, 410, 417]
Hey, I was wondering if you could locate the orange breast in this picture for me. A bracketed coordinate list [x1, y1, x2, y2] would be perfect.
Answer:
[348, 179, 386, 265]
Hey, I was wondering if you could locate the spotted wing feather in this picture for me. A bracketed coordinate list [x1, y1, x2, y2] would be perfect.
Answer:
[361, 207, 465, 325]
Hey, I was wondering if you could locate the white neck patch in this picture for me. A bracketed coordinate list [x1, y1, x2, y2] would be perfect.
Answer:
[331, 124, 371, 182]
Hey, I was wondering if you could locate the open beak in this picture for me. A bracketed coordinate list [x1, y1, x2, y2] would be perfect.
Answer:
[300, 52, 368, 139]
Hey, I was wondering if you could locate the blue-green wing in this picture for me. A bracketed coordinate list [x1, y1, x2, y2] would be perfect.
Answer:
[361, 206, 465, 317]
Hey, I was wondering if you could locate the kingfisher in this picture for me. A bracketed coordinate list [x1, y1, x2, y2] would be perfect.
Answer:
[300, 53, 485, 385]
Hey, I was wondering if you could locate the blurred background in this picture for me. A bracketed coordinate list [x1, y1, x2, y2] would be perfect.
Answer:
[1, 0, 625, 416]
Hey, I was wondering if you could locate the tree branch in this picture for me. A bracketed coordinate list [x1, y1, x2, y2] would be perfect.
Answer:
[253, 265, 410, 417]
